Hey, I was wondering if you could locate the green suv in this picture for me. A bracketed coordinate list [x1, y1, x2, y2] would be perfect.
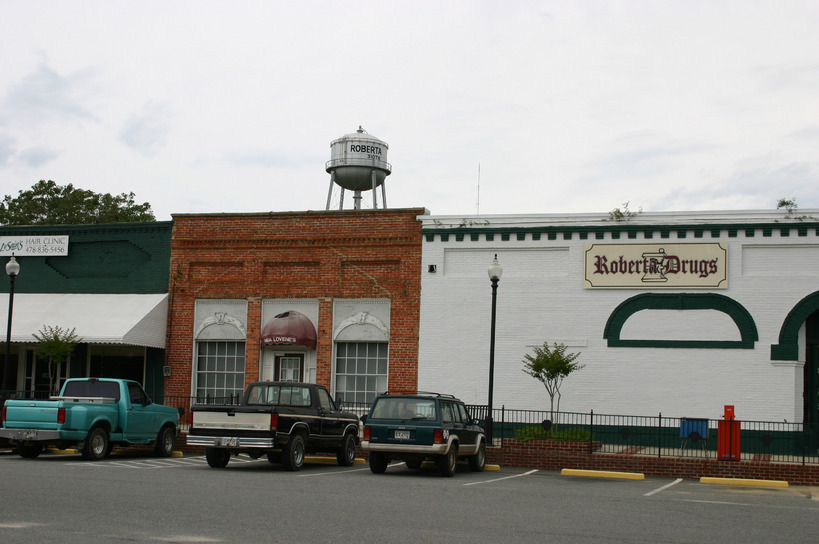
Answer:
[360, 392, 486, 477]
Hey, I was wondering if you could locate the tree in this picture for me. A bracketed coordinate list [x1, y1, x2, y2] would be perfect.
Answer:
[776, 197, 814, 221]
[32, 325, 81, 396]
[0, 180, 155, 226]
[522, 342, 584, 429]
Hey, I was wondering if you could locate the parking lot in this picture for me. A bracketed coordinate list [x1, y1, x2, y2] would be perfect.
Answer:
[2, 449, 818, 543]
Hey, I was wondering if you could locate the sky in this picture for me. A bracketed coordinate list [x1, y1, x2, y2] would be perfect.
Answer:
[1, 1, 818, 221]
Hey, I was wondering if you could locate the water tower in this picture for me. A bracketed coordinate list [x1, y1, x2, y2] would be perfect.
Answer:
[325, 126, 392, 210]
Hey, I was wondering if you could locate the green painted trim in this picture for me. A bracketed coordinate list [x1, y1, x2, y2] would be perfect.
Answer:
[603, 293, 759, 349]
[771, 290, 819, 361]
[420, 220, 819, 240]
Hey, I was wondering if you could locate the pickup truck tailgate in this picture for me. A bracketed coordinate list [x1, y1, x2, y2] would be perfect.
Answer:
[2, 400, 62, 430]
[193, 411, 274, 431]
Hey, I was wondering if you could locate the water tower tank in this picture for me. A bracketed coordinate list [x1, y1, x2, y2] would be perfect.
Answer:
[325, 127, 392, 210]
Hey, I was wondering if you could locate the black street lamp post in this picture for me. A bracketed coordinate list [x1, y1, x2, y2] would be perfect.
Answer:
[3, 255, 20, 394]
[486, 254, 502, 444]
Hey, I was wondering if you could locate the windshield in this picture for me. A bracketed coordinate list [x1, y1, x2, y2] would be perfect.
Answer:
[370, 397, 437, 420]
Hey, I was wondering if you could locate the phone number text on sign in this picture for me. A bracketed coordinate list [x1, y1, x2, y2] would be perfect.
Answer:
[0, 236, 69, 256]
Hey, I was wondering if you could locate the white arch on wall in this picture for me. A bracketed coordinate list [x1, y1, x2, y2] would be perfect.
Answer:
[195, 312, 247, 339]
[333, 311, 389, 341]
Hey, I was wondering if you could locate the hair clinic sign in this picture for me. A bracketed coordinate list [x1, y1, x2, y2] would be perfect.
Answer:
[584, 243, 727, 289]
[0, 235, 69, 256]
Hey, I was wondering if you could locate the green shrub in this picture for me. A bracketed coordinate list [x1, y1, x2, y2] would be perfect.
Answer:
[514, 425, 591, 442]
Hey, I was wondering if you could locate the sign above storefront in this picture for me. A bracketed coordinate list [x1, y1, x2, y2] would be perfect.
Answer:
[0, 235, 69, 256]
[584, 242, 727, 289]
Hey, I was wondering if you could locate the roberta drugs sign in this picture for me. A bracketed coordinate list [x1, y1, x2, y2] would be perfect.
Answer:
[0, 236, 69, 256]
[584, 243, 727, 289]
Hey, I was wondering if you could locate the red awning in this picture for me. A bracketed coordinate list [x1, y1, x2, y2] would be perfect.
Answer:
[260, 310, 317, 349]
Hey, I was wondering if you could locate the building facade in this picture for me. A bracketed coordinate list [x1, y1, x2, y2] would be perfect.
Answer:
[164, 209, 424, 406]
[0, 222, 172, 399]
[418, 210, 819, 426]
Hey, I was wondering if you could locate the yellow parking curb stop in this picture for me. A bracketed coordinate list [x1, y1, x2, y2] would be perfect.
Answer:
[700, 477, 788, 488]
[561, 468, 645, 480]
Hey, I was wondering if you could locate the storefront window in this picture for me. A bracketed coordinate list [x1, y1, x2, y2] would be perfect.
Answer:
[195, 341, 245, 401]
[89, 345, 145, 384]
[334, 342, 387, 404]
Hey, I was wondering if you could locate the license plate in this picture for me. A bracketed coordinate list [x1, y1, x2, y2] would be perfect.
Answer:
[394, 430, 410, 440]
[215, 437, 239, 447]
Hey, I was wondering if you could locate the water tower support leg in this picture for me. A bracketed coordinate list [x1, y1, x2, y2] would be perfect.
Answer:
[381, 181, 387, 209]
[326, 173, 336, 211]
[372, 170, 378, 209]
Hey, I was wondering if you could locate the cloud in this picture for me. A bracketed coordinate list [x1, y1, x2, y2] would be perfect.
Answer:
[119, 101, 172, 156]
[18, 146, 60, 167]
[0, 134, 15, 165]
[1, 62, 95, 124]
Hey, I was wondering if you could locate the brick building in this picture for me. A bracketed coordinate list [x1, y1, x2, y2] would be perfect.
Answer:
[164, 209, 424, 406]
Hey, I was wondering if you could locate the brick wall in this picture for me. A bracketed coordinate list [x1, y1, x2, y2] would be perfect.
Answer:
[165, 209, 424, 397]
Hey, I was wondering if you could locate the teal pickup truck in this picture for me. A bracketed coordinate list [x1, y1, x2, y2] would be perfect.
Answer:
[0, 378, 179, 460]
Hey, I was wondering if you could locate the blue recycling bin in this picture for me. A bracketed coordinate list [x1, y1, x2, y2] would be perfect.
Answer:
[680, 418, 708, 451]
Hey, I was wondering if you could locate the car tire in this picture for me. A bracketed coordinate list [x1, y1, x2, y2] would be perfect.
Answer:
[437, 445, 457, 477]
[205, 447, 230, 468]
[81, 426, 109, 461]
[468, 440, 486, 472]
[282, 434, 305, 471]
[154, 425, 175, 457]
[369, 452, 388, 474]
[18, 443, 44, 459]
[336, 433, 357, 467]
[405, 458, 423, 469]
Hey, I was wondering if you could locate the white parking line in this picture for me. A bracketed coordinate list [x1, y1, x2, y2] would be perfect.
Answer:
[463, 469, 539, 486]
[644, 478, 683, 496]
[298, 466, 373, 477]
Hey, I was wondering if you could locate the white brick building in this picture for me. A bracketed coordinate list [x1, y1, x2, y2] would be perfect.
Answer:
[418, 209, 819, 424]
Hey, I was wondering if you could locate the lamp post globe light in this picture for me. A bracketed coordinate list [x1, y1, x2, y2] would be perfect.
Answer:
[3, 255, 20, 394]
[487, 253, 502, 444]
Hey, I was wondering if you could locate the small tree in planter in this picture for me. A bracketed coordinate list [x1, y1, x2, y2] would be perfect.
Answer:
[32, 325, 81, 396]
[522, 341, 583, 432]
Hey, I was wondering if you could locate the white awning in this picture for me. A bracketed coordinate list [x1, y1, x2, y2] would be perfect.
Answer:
[0, 293, 168, 348]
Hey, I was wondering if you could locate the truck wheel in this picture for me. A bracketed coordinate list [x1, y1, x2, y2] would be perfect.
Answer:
[154, 425, 175, 457]
[369, 452, 388, 474]
[468, 441, 486, 472]
[205, 448, 230, 468]
[437, 445, 457, 477]
[336, 433, 356, 466]
[281, 434, 305, 471]
[82, 427, 109, 461]
[267, 451, 282, 464]
[18, 443, 44, 459]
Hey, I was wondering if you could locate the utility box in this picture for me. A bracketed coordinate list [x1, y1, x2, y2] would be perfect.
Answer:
[717, 405, 740, 461]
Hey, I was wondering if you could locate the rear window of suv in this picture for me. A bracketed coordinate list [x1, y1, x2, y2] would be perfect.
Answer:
[370, 397, 437, 420]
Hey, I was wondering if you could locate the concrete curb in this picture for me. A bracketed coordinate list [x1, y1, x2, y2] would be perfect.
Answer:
[700, 477, 789, 488]
[561, 468, 645, 480]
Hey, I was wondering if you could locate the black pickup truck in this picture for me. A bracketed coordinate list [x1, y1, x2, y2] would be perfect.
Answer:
[187, 382, 360, 470]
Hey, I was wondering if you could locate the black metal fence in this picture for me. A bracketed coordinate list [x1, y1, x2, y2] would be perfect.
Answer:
[479, 406, 819, 465]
